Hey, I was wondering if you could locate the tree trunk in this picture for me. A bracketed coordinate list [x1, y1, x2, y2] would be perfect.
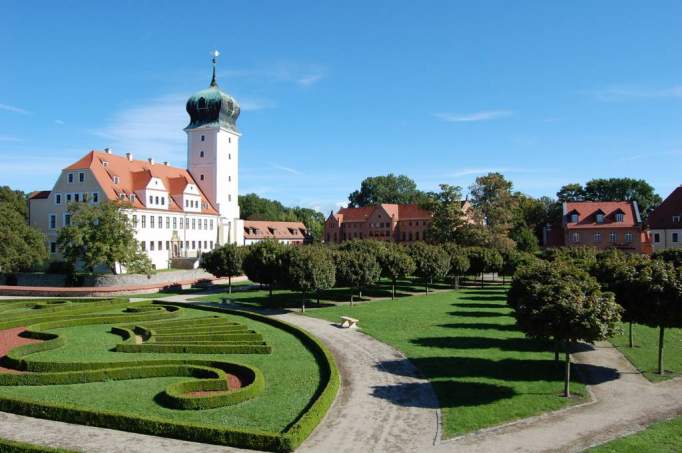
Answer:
[269, 285, 273, 297]
[359, 289, 363, 300]
[392, 280, 396, 300]
[425, 280, 429, 295]
[316, 289, 320, 305]
[228, 276, 232, 294]
[301, 291, 306, 313]
[480, 273, 484, 288]
[563, 341, 571, 397]
[502, 275, 506, 284]
[554, 339, 561, 362]
[658, 326, 665, 375]
[350, 291, 354, 306]
[455, 275, 460, 290]
[629, 321, 634, 348]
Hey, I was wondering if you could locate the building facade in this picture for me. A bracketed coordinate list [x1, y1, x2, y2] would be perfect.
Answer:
[243, 220, 308, 245]
[542, 201, 650, 253]
[29, 58, 245, 270]
[324, 203, 435, 244]
[648, 186, 682, 251]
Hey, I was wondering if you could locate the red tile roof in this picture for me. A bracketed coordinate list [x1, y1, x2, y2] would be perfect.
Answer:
[333, 204, 432, 222]
[64, 150, 218, 215]
[564, 201, 641, 229]
[648, 186, 682, 230]
[28, 191, 51, 200]
[243, 220, 307, 240]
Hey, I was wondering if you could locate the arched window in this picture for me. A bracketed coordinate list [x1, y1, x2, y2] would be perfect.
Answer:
[198, 97, 207, 110]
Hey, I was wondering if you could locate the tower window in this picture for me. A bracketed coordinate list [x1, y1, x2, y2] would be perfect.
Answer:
[200, 174, 204, 181]
[200, 151, 204, 158]
[228, 137, 231, 143]
[201, 135, 205, 142]
[198, 97, 207, 109]
[228, 176, 231, 182]
[228, 153, 231, 160]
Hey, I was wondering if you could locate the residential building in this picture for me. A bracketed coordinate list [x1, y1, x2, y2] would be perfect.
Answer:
[648, 186, 682, 251]
[325, 202, 475, 244]
[243, 220, 308, 245]
[542, 201, 650, 253]
[29, 57, 245, 270]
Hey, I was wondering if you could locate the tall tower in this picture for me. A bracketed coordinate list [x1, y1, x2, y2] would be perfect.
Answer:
[185, 51, 243, 244]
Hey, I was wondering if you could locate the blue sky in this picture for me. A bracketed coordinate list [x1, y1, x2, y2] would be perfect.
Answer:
[1, 1, 681, 214]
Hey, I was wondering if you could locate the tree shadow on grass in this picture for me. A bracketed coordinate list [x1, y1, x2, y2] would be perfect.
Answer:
[449, 311, 507, 318]
[378, 357, 619, 386]
[411, 336, 552, 352]
[455, 295, 509, 303]
[452, 302, 509, 309]
[437, 322, 520, 332]
[370, 381, 516, 408]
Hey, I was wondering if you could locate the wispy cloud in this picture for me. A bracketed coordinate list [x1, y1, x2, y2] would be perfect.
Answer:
[0, 103, 30, 115]
[269, 163, 301, 175]
[590, 85, 682, 102]
[623, 149, 682, 162]
[0, 135, 22, 142]
[54, 119, 65, 125]
[222, 62, 327, 87]
[240, 98, 276, 111]
[91, 94, 187, 164]
[448, 167, 550, 178]
[434, 110, 513, 123]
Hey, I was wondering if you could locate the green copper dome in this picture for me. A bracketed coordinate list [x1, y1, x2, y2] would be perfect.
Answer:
[185, 68, 240, 133]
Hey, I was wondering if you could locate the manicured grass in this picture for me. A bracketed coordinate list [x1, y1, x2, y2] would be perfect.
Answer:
[589, 416, 682, 452]
[0, 302, 323, 435]
[303, 287, 588, 438]
[191, 279, 461, 309]
[127, 280, 254, 299]
[610, 323, 682, 381]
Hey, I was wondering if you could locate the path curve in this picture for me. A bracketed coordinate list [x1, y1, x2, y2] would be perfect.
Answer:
[268, 312, 440, 452]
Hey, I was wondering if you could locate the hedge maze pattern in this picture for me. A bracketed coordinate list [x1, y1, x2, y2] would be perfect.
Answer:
[0, 299, 339, 451]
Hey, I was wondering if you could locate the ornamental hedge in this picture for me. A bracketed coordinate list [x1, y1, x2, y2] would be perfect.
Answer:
[0, 300, 340, 451]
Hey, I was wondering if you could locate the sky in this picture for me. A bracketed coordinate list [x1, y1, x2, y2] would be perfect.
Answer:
[1, 1, 681, 215]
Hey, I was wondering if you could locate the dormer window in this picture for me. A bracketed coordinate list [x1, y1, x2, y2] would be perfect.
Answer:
[112, 175, 120, 185]
[119, 193, 126, 201]
[570, 213, 579, 223]
[673, 216, 680, 223]
[102, 161, 109, 167]
[129, 194, 135, 203]
[596, 213, 604, 224]
[615, 213, 625, 222]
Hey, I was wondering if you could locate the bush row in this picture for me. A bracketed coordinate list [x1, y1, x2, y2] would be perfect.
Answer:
[114, 343, 272, 354]
[0, 438, 75, 453]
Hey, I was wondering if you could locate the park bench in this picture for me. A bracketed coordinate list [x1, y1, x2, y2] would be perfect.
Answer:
[340, 316, 359, 329]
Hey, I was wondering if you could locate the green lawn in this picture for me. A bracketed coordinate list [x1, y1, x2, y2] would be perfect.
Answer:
[0, 301, 322, 434]
[303, 287, 588, 438]
[0, 437, 75, 452]
[589, 416, 682, 452]
[610, 323, 682, 381]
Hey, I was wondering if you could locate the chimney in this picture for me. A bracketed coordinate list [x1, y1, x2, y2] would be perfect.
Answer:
[104, 147, 112, 154]
[163, 161, 169, 166]
[147, 158, 154, 165]
[126, 153, 133, 161]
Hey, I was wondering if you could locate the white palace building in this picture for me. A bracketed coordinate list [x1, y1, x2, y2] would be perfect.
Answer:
[29, 56, 307, 270]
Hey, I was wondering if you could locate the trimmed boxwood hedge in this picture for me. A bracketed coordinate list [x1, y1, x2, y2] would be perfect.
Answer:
[0, 301, 339, 451]
[0, 438, 75, 453]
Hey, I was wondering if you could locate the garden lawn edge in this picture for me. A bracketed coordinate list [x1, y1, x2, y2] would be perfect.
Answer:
[0, 437, 76, 453]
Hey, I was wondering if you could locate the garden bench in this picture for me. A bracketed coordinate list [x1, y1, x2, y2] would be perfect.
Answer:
[340, 316, 359, 329]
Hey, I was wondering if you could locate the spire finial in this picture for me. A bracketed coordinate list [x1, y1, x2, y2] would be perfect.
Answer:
[210, 50, 220, 87]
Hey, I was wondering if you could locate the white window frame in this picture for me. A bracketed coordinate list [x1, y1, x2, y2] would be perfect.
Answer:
[67, 173, 74, 184]
[55, 193, 62, 205]
[571, 232, 580, 243]
[48, 214, 56, 230]
[63, 213, 71, 227]
[615, 213, 624, 222]
[609, 232, 617, 243]
[624, 232, 633, 243]
[593, 232, 601, 242]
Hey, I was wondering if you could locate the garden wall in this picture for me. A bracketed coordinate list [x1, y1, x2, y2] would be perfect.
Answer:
[9, 269, 216, 288]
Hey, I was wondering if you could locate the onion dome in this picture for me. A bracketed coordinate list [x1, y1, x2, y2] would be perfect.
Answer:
[185, 53, 240, 133]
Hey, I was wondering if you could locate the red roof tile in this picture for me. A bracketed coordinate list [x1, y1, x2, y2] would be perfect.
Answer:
[243, 220, 307, 240]
[564, 201, 640, 229]
[64, 151, 218, 215]
[334, 204, 432, 222]
[28, 191, 51, 200]
[648, 186, 682, 230]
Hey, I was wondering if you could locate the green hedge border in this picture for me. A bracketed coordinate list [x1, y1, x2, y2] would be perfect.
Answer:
[0, 438, 75, 453]
[0, 302, 339, 451]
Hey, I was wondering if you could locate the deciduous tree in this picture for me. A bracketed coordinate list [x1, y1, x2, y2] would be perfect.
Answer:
[466, 247, 503, 287]
[348, 174, 425, 207]
[508, 261, 622, 396]
[0, 204, 47, 274]
[57, 202, 152, 275]
[334, 249, 381, 304]
[284, 245, 335, 312]
[377, 243, 415, 299]
[241, 239, 288, 297]
[443, 243, 470, 290]
[201, 243, 244, 294]
[408, 242, 450, 294]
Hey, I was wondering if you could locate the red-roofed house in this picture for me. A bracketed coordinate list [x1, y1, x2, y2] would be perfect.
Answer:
[324, 202, 475, 244]
[648, 186, 682, 251]
[243, 220, 308, 245]
[28, 62, 249, 270]
[542, 201, 650, 253]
